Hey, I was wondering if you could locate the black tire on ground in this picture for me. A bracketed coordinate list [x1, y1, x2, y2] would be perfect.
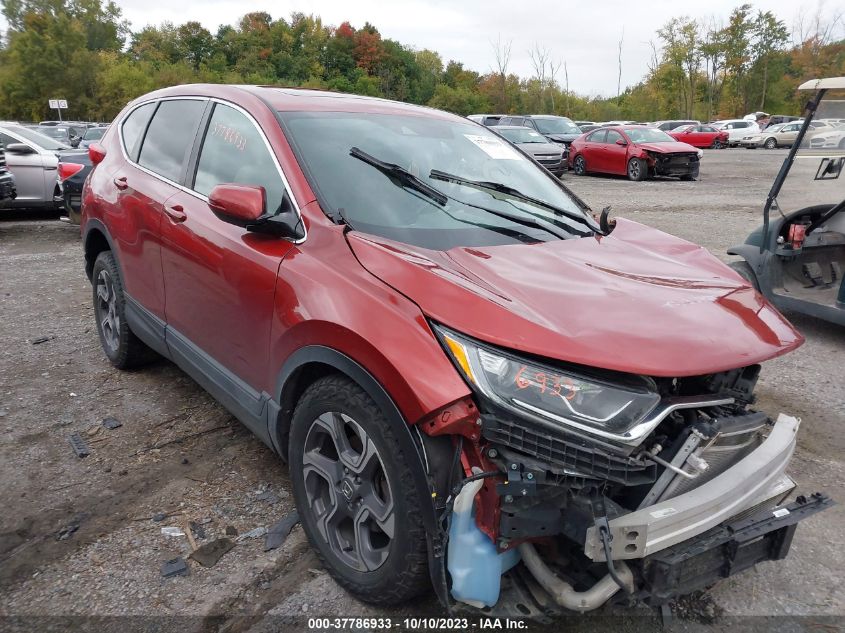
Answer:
[627, 157, 647, 181]
[288, 374, 430, 605]
[712, 140, 724, 149]
[764, 137, 778, 149]
[729, 260, 760, 291]
[91, 251, 157, 369]
[680, 174, 696, 181]
[573, 154, 586, 175]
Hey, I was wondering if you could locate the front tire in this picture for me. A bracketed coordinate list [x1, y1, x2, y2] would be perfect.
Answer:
[572, 154, 586, 176]
[764, 137, 777, 149]
[289, 375, 429, 605]
[627, 157, 647, 181]
[91, 251, 156, 369]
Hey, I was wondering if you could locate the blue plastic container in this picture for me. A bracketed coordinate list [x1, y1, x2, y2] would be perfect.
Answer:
[448, 478, 521, 608]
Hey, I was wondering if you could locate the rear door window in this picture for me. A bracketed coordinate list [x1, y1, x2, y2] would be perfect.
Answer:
[192, 103, 284, 215]
[121, 102, 156, 162]
[138, 99, 205, 183]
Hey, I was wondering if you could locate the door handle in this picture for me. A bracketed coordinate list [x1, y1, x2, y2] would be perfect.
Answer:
[113, 176, 128, 190]
[164, 204, 187, 223]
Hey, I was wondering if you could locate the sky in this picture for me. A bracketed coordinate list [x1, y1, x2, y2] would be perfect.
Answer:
[3, 0, 837, 96]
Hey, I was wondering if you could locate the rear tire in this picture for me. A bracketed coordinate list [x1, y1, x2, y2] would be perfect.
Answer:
[729, 260, 760, 291]
[627, 157, 647, 182]
[92, 251, 157, 369]
[573, 154, 586, 176]
[764, 137, 777, 149]
[288, 375, 430, 605]
[680, 174, 696, 181]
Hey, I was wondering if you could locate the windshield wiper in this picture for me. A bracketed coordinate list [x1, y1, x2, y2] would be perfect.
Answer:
[349, 148, 574, 240]
[350, 147, 447, 206]
[428, 169, 603, 234]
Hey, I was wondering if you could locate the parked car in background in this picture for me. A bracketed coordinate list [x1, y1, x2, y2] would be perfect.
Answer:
[498, 115, 582, 151]
[577, 124, 602, 133]
[467, 114, 505, 127]
[574, 120, 594, 127]
[0, 124, 80, 209]
[668, 124, 729, 148]
[569, 125, 701, 181]
[739, 123, 787, 148]
[807, 125, 845, 150]
[712, 119, 760, 146]
[494, 125, 565, 175]
[652, 119, 699, 131]
[744, 120, 842, 149]
[79, 125, 108, 148]
[0, 139, 18, 204]
[765, 115, 800, 128]
[58, 152, 93, 224]
[31, 124, 82, 148]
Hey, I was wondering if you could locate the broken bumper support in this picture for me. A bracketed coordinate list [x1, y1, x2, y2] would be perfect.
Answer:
[643, 492, 833, 604]
[585, 414, 804, 561]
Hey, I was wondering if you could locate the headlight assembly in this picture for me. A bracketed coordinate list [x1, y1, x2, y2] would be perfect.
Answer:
[434, 325, 661, 440]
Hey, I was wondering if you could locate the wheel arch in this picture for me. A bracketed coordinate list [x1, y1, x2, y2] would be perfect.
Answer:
[271, 344, 448, 603]
[82, 218, 119, 281]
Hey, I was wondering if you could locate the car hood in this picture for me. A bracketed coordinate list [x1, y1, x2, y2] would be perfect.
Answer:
[545, 133, 581, 143]
[518, 142, 563, 156]
[348, 219, 802, 377]
[636, 141, 699, 154]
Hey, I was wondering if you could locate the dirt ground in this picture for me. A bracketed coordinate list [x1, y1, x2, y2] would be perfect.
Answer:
[0, 149, 843, 632]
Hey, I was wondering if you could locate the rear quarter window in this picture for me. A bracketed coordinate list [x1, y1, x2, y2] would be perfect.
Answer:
[121, 102, 156, 162]
[137, 99, 205, 182]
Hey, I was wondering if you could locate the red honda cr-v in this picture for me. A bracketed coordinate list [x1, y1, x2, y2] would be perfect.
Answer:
[81, 84, 829, 615]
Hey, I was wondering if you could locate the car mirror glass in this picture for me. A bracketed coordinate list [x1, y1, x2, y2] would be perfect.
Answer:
[4, 143, 35, 155]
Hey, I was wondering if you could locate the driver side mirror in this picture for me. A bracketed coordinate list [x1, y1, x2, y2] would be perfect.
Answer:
[615, 138, 628, 146]
[5, 143, 35, 155]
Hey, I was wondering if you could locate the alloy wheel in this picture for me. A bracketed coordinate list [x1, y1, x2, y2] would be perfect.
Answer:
[96, 269, 120, 352]
[302, 411, 394, 572]
[628, 159, 641, 180]
[765, 138, 777, 149]
[574, 156, 585, 175]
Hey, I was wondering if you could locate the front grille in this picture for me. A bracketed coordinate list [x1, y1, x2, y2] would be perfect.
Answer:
[482, 414, 656, 485]
[660, 413, 766, 499]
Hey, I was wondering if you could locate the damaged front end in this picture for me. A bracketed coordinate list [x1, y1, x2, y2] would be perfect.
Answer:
[423, 326, 833, 615]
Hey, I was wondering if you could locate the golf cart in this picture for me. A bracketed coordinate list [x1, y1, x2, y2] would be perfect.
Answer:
[728, 77, 845, 326]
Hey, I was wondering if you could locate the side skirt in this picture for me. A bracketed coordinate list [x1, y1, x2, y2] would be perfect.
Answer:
[123, 295, 275, 448]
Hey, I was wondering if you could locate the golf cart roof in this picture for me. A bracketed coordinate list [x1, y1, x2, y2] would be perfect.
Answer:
[799, 77, 845, 91]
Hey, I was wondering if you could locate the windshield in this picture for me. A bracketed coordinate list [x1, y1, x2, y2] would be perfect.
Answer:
[6, 126, 70, 150]
[497, 128, 548, 144]
[623, 128, 675, 143]
[84, 127, 105, 140]
[532, 117, 581, 135]
[775, 90, 845, 217]
[280, 111, 590, 249]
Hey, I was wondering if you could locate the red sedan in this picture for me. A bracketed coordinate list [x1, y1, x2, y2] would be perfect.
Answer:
[668, 124, 729, 148]
[569, 125, 702, 181]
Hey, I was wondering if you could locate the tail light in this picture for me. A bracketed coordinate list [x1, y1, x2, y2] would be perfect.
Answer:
[57, 162, 85, 182]
[88, 142, 106, 165]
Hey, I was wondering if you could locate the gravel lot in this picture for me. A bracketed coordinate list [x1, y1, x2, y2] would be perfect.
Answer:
[0, 149, 843, 632]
